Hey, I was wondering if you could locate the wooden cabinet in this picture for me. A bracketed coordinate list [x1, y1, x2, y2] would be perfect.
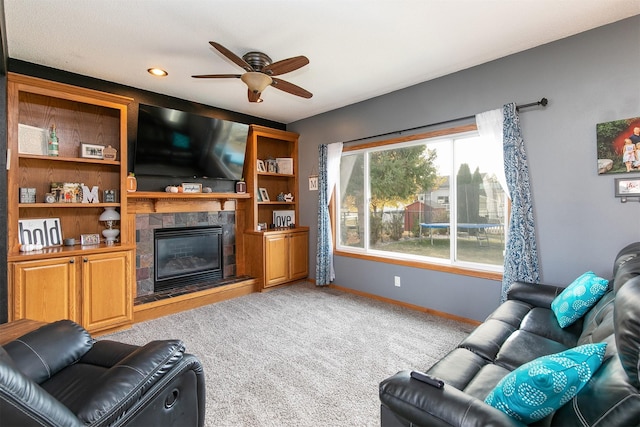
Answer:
[11, 257, 78, 324]
[244, 125, 300, 231]
[242, 125, 309, 290]
[245, 228, 309, 289]
[81, 251, 133, 333]
[6, 73, 134, 333]
[9, 250, 132, 333]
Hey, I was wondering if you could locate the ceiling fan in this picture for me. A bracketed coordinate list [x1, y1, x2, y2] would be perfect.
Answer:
[192, 41, 313, 103]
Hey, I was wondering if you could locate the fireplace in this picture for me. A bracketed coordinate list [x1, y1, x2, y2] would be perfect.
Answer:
[154, 225, 222, 292]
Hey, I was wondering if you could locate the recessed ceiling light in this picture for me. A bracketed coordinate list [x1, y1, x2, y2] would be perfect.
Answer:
[147, 68, 168, 77]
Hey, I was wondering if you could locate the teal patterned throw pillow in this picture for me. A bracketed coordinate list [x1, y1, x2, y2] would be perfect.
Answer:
[485, 343, 607, 424]
[550, 271, 609, 328]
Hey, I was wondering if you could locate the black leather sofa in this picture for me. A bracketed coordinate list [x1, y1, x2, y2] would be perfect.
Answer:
[0, 320, 205, 426]
[380, 242, 640, 426]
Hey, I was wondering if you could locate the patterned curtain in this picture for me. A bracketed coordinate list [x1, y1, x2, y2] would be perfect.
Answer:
[501, 102, 540, 301]
[316, 143, 343, 286]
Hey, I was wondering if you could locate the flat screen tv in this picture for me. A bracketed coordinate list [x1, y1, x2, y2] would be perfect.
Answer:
[134, 104, 249, 181]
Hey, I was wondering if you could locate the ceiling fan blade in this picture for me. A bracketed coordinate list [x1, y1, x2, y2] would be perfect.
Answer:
[247, 89, 261, 103]
[191, 74, 241, 79]
[271, 78, 313, 99]
[262, 56, 309, 76]
[209, 41, 253, 72]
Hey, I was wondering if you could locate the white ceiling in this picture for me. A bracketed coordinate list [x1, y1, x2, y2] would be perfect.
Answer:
[5, 0, 640, 124]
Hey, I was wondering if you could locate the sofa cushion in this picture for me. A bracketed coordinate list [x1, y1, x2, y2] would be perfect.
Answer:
[519, 307, 581, 348]
[485, 343, 607, 424]
[458, 318, 518, 362]
[614, 275, 640, 388]
[76, 339, 185, 424]
[426, 348, 489, 391]
[3, 320, 93, 384]
[551, 272, 609, 328]
[495, 330, 569, 371]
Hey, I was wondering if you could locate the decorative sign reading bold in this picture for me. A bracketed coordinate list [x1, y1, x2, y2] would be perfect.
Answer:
[273, 210, 295, 228]
[18, 218, 62, 247]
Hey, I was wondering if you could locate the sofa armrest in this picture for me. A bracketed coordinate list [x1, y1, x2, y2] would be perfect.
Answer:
[3, 320, 93, 384]
[507, 281, 563, 308]
[380, 371, 525, 427]
[76, 339, 185, 425]
[0, 355, 83, 427]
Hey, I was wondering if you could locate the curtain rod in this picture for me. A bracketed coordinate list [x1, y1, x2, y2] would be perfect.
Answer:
[341, 97, 548, 145]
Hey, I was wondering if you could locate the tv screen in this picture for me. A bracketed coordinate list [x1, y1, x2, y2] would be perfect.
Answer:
[134, 104, 249, 181]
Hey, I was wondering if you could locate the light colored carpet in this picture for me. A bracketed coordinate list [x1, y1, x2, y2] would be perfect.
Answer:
[104, 282, 475, 427]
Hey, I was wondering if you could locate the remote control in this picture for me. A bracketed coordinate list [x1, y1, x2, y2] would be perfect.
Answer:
[410, 371, 444, 389]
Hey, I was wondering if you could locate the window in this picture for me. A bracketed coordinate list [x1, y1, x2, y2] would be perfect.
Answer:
[337, 126, 507, 272]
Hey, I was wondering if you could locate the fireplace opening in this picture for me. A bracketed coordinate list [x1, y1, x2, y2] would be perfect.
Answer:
[154, 225, 222, 292]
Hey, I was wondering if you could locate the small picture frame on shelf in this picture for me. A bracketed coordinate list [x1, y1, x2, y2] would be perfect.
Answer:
[80, 143, 105, 159]
[257, 159, 266, 172]
[81, 233, 100, 246]
[103, 189, 118, 203]
[259, 187, 270, 201]
[181, 182, 202, 193]
[18, 124, 47, 155]
[266, 159, 278, 173]
[276, 158, 293, 175]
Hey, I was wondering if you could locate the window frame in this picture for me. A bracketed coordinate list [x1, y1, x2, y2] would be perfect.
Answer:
[333, 124, 505, 281]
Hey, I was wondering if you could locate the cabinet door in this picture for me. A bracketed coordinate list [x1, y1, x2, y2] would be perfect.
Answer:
[81, 251, 133, 333]
[264, 234, 289, 287]
[12, 258, 78, 323]
[289, 231, 309, 280]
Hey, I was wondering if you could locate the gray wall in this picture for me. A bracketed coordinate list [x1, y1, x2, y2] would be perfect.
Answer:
[288, 16, 640, 322]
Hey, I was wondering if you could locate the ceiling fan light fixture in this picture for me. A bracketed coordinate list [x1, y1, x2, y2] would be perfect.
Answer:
[147, 67, 168, 77]
[241, 72, 272, 94]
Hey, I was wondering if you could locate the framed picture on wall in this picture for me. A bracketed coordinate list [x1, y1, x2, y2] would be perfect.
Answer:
[596, 116, 640, 174]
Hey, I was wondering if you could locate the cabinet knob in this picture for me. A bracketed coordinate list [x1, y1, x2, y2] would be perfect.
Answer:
[83, 258, 88, 263]
[69, 259, 74, 264]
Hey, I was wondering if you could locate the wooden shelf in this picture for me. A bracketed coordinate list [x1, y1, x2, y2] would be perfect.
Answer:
[257, 172, 295, 178]
[18, 153, 120, 166]
[127, 191, 250, 214]
[258, 201, 296, 205]
[19, 202, 120, 208]
[8, 242, 136, 262]
[127, 191, 250, 200]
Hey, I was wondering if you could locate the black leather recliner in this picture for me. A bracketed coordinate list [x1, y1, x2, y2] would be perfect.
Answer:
[0, 320, 205, 426]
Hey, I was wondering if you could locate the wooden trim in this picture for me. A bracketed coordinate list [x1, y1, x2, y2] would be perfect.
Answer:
[328, 283, 481, 326]
[133, 278, 258, 323]
[334, 250, 502, 281]
[342, 124, 477, 152]
[127, 192, 248, 214]
[8, 72, 133, 106]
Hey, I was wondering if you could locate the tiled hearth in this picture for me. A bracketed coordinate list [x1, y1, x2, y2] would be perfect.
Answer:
[135, 211, 237, 300]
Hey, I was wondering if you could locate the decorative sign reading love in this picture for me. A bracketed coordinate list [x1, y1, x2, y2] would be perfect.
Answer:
[273, 210, 295, 228]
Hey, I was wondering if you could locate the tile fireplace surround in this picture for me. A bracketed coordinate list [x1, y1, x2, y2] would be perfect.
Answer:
[135, 211, 236, 298]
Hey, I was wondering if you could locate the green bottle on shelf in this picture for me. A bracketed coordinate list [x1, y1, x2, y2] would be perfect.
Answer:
[48, 124, 59, 157]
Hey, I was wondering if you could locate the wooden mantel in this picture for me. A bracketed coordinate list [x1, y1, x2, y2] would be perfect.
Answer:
[127, 191, 251, 214]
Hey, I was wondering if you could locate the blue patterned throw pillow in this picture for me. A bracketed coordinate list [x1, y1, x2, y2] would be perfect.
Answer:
[485, 343, 607, 423]
[550, 271, 609, 328]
